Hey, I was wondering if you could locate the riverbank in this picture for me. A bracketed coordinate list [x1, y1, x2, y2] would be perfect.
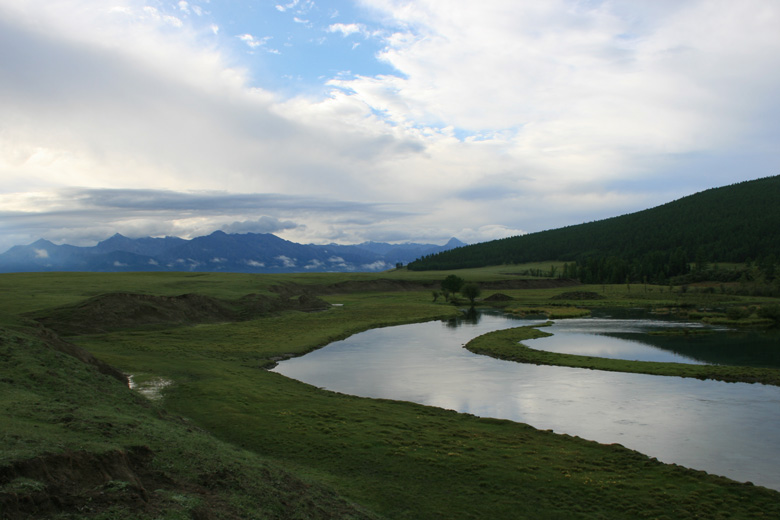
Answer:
[465, 323, 780, 386]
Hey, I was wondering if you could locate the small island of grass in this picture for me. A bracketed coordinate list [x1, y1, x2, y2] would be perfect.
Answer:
[465, 323, 780, 387]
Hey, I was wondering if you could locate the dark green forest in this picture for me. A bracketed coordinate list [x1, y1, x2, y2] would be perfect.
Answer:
[409, 176, 780, 285]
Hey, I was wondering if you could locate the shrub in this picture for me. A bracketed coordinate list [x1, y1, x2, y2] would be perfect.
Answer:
[461, 283, 482, 304]
[758, 305, 780, 324]
[726, 306, 750, 321]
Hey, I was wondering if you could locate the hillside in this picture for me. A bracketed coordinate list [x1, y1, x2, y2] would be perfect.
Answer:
[408, 176, 780, 282]
[0, 317, 376, 519]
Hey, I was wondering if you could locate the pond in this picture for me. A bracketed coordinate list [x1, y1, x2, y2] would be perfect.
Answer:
[271, 310, 780, 490]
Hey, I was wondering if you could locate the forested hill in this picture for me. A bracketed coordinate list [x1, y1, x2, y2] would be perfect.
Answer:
[408, 176, 780, 282]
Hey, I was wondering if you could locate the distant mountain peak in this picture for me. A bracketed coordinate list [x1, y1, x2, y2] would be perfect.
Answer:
[98, 233, 129, 244]
[31, 238, 56, 247]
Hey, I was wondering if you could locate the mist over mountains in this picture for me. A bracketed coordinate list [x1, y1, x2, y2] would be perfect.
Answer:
[0, 232, 466, 273]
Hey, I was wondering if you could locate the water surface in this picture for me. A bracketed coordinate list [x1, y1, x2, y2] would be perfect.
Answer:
[523, 315, 717, 363]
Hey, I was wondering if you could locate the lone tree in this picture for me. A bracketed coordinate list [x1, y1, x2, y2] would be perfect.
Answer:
[461, 283, 482, 304]
[441, 275, 465, 297]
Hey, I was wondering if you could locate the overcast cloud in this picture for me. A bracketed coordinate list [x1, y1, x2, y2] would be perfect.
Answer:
[1, 0, 779, 253]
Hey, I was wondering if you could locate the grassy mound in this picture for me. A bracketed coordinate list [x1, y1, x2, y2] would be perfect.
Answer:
[483, 292, 513, 301]
[28, 291, 330, 335]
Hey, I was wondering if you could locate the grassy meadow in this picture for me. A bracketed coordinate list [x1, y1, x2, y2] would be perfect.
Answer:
[2, 268, 780, 519]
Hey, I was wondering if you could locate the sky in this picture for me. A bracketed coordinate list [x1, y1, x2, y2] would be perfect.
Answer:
[1, 0, 779, 253]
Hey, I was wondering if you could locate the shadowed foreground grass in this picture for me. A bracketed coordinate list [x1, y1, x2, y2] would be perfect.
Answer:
[0, 322, 377, 519]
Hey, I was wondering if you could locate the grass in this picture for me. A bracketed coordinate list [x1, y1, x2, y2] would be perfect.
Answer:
[2, 269, 780, 518]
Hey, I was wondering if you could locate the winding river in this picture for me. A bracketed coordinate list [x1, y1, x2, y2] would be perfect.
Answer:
[272, 310, 780, 490]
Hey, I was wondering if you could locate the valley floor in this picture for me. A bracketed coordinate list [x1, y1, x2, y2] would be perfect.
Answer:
[2, 270, 779, 519]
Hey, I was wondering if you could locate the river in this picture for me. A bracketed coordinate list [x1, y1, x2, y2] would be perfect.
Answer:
[271, 310, 780, 490]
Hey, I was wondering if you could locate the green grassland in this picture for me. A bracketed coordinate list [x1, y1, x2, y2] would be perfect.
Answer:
[2, 269, 780, 519]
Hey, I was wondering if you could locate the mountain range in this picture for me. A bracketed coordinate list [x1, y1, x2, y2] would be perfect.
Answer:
[0, 232, 466, 274]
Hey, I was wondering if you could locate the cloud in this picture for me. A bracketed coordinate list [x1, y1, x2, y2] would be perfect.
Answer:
[275, 255, 297, 268]
[327, 23, 366, 37]
[0, 187, 417, 252]
[221, 216, 299, 234]
[361, 260, 388, 271]
[275, 1, 297, 13]
[0, 0, 778, 258]
[68, 188, 401, 214]
[335, 1, 780, 179]
[237, 33, 276, 52]
[0, 9, 427, 205]
[275, 0, 313, 15]
[142, 6, 183, 28]
[34, 248, 49, 258]
[171, 258, 200, 270]
[304, 259, 324, 269]
[237, 34, 262, 48]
